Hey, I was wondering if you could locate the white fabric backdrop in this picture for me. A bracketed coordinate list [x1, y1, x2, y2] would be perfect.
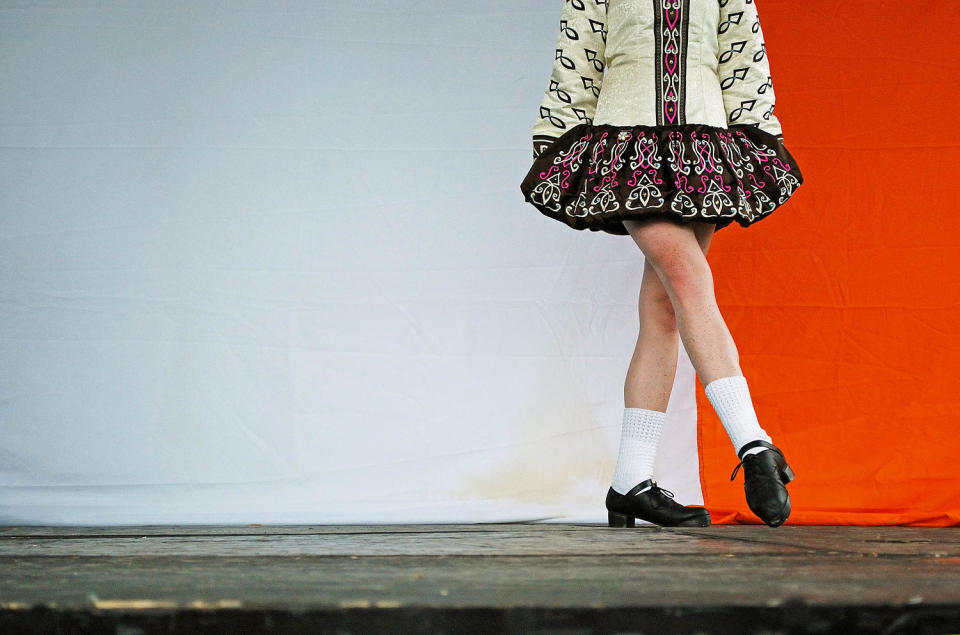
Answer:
[0, 0, 703, 525]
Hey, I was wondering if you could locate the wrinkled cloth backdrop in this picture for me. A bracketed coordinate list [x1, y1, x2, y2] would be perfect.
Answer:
[0, 0, 956, 525]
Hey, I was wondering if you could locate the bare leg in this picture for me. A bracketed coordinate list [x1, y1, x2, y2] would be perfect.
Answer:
[623, 219, 718, 409]
[623, 256, 680, 411]
[617, 218, 792, 528]
[622, 218, 740, 398]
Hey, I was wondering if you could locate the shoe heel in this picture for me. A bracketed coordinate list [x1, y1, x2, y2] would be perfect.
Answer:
[608, 511, 635, 528]
[780, 463, 796, 484]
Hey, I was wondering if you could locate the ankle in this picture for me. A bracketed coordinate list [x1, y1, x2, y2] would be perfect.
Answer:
[704, 374, 773, 457]
[610, 407, 665, 494]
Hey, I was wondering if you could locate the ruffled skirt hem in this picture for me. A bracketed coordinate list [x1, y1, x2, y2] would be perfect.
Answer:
[519, 122, 804, 236]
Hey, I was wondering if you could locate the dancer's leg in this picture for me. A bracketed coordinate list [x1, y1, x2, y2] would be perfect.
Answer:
[623, 257, 679, 412]
[622, 218, 738, 385]
[623, 221, 717, 410]
[612, 221, 718, 494]
[621, 218, 771, 458]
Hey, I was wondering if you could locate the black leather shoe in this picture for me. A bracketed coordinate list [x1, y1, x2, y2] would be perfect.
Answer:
[729, 439, 796, 527]
[606, 479, 711, 527]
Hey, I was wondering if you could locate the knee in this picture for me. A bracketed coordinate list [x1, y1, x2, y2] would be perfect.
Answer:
[654, 253, 713, 305]
[640, 290, 678, 333]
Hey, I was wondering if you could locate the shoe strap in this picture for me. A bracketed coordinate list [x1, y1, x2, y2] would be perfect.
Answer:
[729, 440, 783, 481]
[625, 479, 655, 497]
[737, 439, 781, 460]
[625, 478, 675, 500]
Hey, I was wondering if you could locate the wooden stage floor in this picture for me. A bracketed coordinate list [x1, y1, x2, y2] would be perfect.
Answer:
[1, 524, 958, 633]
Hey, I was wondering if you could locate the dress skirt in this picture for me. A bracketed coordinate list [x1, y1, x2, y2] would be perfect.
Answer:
[520, 121, 803, 236]
[522, 0, 806, 236]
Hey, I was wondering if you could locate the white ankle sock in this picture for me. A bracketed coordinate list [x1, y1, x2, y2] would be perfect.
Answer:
[704, 374, 772, 458]
[611, 407, 665, 495]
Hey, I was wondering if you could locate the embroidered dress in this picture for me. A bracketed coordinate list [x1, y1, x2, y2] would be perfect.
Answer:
[519, 0, 803, 235]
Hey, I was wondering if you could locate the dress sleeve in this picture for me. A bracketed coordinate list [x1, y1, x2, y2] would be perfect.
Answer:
[716, 0, 785, 143]
[531, 0, 608, 159]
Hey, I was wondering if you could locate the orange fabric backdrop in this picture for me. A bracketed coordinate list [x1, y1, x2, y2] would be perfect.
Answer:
[697, 0, 960, 525]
